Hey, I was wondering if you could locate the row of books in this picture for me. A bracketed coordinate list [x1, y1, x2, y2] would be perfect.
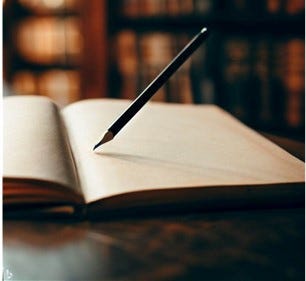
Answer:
[120, 0, 305, 18]
[17, 0, 79, 14]
[214, 36, 304, 129]
[11, 70, 80, 106]
[15, 16, 82, 65]
[110, 30, 305, 130]
[111, 30, 193, 103]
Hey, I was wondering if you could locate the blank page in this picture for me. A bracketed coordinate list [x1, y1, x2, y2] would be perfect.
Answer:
[4, 96, 82, 204]
[62, 99, 304, 204]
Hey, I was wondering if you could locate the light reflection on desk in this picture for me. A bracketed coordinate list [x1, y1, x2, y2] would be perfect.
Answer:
[3, 208, 304, 281]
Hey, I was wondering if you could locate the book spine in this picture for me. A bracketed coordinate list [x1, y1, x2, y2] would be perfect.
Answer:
[266, 0, 283, 14]
[139, 32, 173, 102]
[114, 30, 139, 99]
[283, 39, 305, 128]
[220, 36, 251, 121]
[121, 0, 140, 18]
[269, 39, 286, 125]
[179, 0, 194, 15]
[285, 0, 305, 15]
[254, 39, 272, 125]
[190, 34, 215, 104]
[193, 0, 214, 15]
[169, 34, 193, 103]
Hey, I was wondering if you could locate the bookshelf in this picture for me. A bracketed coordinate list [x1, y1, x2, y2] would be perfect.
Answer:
[107, 0, 305, 140]
[3, 0, 305, 139]
[3, 0, 107, 106]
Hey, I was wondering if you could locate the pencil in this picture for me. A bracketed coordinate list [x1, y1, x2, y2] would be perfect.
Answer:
[93, 27, 209, 150]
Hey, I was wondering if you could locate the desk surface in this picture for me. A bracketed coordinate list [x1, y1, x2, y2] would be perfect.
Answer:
[3, 209, 305, 281]
[3, 135, 305, 281]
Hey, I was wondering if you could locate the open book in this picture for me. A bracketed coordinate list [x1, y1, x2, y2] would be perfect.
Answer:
[4, 96, 304, 218]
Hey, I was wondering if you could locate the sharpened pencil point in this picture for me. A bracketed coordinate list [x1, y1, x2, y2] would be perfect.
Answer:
[93, 141, 102, 151]
[93, 131, 114, 151]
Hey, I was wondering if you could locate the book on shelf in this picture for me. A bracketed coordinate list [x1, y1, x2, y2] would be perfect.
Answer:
[285, 0, 305, 14]
[271, 38, 305, 129]
[115, 30, 139, 100]
[218, 35, 305, 132]
[113, 30, 194, 103]
[4, 95, 304, 218]
[120, 0, 304, 18]
[220, 36, 252, 121]
[15, 16, 82, 65]
[11, 70, 81, 106]
[283, 39, 305, 128]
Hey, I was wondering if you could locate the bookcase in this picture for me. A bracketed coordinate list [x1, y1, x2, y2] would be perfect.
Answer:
[3, 0, 107, 105]
[3, 0, 305, 140]
[107, 0, 304, 140]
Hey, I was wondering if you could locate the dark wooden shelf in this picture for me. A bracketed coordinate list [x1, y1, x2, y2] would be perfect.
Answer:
[4, 1, 79, 17]
[109, 13, 305, 35]
[11, 57, 80, 71]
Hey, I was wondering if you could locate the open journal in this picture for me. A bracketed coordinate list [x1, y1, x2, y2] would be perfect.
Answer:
[4, 96, 305, 218]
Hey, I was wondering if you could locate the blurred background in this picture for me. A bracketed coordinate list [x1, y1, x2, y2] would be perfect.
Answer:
[3, 0, 305, 140]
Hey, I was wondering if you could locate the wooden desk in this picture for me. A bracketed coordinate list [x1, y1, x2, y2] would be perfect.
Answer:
[3, 136, 305, 281]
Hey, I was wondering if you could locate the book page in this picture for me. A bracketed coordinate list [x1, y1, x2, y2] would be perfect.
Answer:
[62, 99, 304, 205]
[3, 96, 83, 205]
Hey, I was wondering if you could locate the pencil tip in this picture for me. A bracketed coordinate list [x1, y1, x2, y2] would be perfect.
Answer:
[93, 131, 114, 151]
[93, 142, 102, 151]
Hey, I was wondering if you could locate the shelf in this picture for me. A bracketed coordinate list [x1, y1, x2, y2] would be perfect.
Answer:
[109, 13, 304, 35]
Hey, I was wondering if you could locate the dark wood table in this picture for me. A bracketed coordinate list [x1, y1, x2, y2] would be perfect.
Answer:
[3, 135, 305, 281]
